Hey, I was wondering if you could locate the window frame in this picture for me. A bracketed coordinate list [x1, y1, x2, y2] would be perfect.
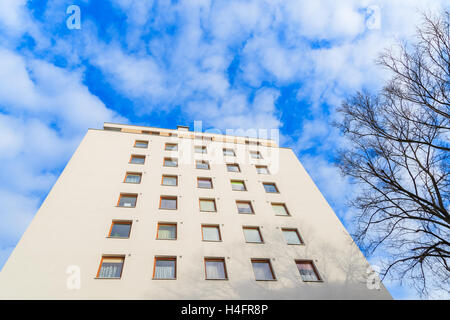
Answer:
[163, 157, 178, 167]
[199, 198, 217, 212]
[117, 193, 138, 208]
[231, 180, 247, 191]
[197, 177, 213, 189]
[271, 202, 290, 216]
[223, 148, 236, 157]
[263, 182, 279, 193]
[243, 226, 264, 243]
[250, 151, 263, 159]
[153, 256, 177, 280]
[161, 175, 178, 186]
[165, 143, 178, 151]
[134, 140, 148, 148]
[226, 163, 241, 172]
[281, 228, 303, 245]
[96, 256, 125, 279]
[201, 224, 222, 242]
[236, 201, 254, 214]
[204, 258, 228, 280]
[108, 220, 132, 239]
[295, 260, 322, 282]
[159, 196, 178, 210]
[194, 145, 207, 154]
[251, 259, 276, 281]
[196, 160, 210, 170]
[129, 154, 145, 165]
[256, 165, 270, 175]
[156, 223, 177, 240]
[123, 172, 142, 184]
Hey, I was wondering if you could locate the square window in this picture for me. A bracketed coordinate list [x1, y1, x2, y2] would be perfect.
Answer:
[97, 256, 124, 278]
[160, 196, 177, 210]
[165, 143, 178, 151]
[226, 164, 240, 172]
[202, 225, 221, 241]
[263, 183, 278, 193]
[164, 158, 178, 167]
[124, 172, 142, 184]
[223, 148, 236, 157]
[153, 257, 176, 279]
[250, 151, 262, 159]
[199, 199, 216, 212]
[130, 155, 145, 164]
[117, 194, 137, 208]
[296, 261, 321, 282]
[162, 175, 178, 186]
[196, 160, 210, 170]
[231, 180, 246, 191]
[282, 228, 303, 245]
[205, 258, 227, 280]
[108, 221, 132, 238]
[134, 140, 148, 148]
[157, 223, 177, 240]
[195, 146, 207, 154]
[197, 177, 213, 189]
[272, 203, 290, 216]
[251, 259, 275, 280]
[243, 227, 263, 243]
[236, 201, 254, 214]
[256, 165, 269, 174]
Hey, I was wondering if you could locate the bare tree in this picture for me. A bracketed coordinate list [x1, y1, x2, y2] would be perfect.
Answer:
[335, 11, 449, 297]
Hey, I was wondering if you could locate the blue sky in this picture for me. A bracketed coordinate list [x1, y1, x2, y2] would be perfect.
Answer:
[0, 0, 447, 299]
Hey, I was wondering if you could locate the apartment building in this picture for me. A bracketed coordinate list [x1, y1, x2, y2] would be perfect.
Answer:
[0, 123, 391, 299]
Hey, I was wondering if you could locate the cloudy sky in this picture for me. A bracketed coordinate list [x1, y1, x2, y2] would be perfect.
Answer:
[0, 0, 447, 299]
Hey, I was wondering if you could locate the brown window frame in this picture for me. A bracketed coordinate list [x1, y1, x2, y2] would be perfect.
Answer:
[96, 256, 125, 279]
[201, 224, 222, 242]
[223, 148, 236, 157]
[129, 154, 145, 164]
[195, 145, 207, 154]
[295, 260, 322, 282]
[156, 223, 177, 240]
[161, 175, 178, 186]
[243, 226, 264, 243]
[271, 202, 290, 216]
[123, 172, 142, 184]
[153, 256, 177, 280]
[231, 180, 247, 191]
[251, 258, 276, 281]
[197, 177, 213, 189]
[256, 165, 270, 174]
[236, 201, 254, 214]
[108, 221, 132, 238]
[263, 182, 279, 193]
[250, 151, 263, 159]
[199, 198, 217, 212]
[163, 157, 178, 167]
[134, 140, 148, 148]
[204, 258, 228, 280]
[281, 228, 303, 245]
[226, 163, 241, 172]
[159, 196, 178, 210]
[196, 160, 210, 170]
[117, 193, 138, 208]
[165, 143, 178, 151]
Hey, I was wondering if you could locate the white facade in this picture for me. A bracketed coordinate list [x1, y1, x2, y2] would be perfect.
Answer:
[0, 123, 392, 299]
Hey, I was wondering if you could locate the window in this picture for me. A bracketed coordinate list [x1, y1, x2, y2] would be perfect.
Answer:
[124, 172, 142, 184]
[296, 260, 321, 282]
[263, 182, 278, 193]
[153, 257, 176, 279]
[130, 155, 145, 164]
[223, 148, 236, 156]
[195, 145, 207, 154]
[97, 256, 124, 279]
[231, 180, 246, 191]
[272, 203, 290, 216]
[134, 140, 148, 148]
[160, 196, 177, 210]
[205, 258, 228, 280]
[251, 259, 275, 280]
[196, 160, 210, 170]
[165, 143, 178, 151]
[157, 223, 177, 240]
[202, 225, 221, 241]
[197, 177, 213, 189]
[199, 199, 216, 212]
[164, 158, 178, 167]
[162, 175, 178, 186]
[282, 228, 303, 245]
[226, 163, 240, 172]
[236, 201, 254, 214]
[243, 227, 263, 243]
[250, 151, 262, 159]
[108, 221, 132, 238]
[256, 165, 269, 174]
[117, 194, 137, 208]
